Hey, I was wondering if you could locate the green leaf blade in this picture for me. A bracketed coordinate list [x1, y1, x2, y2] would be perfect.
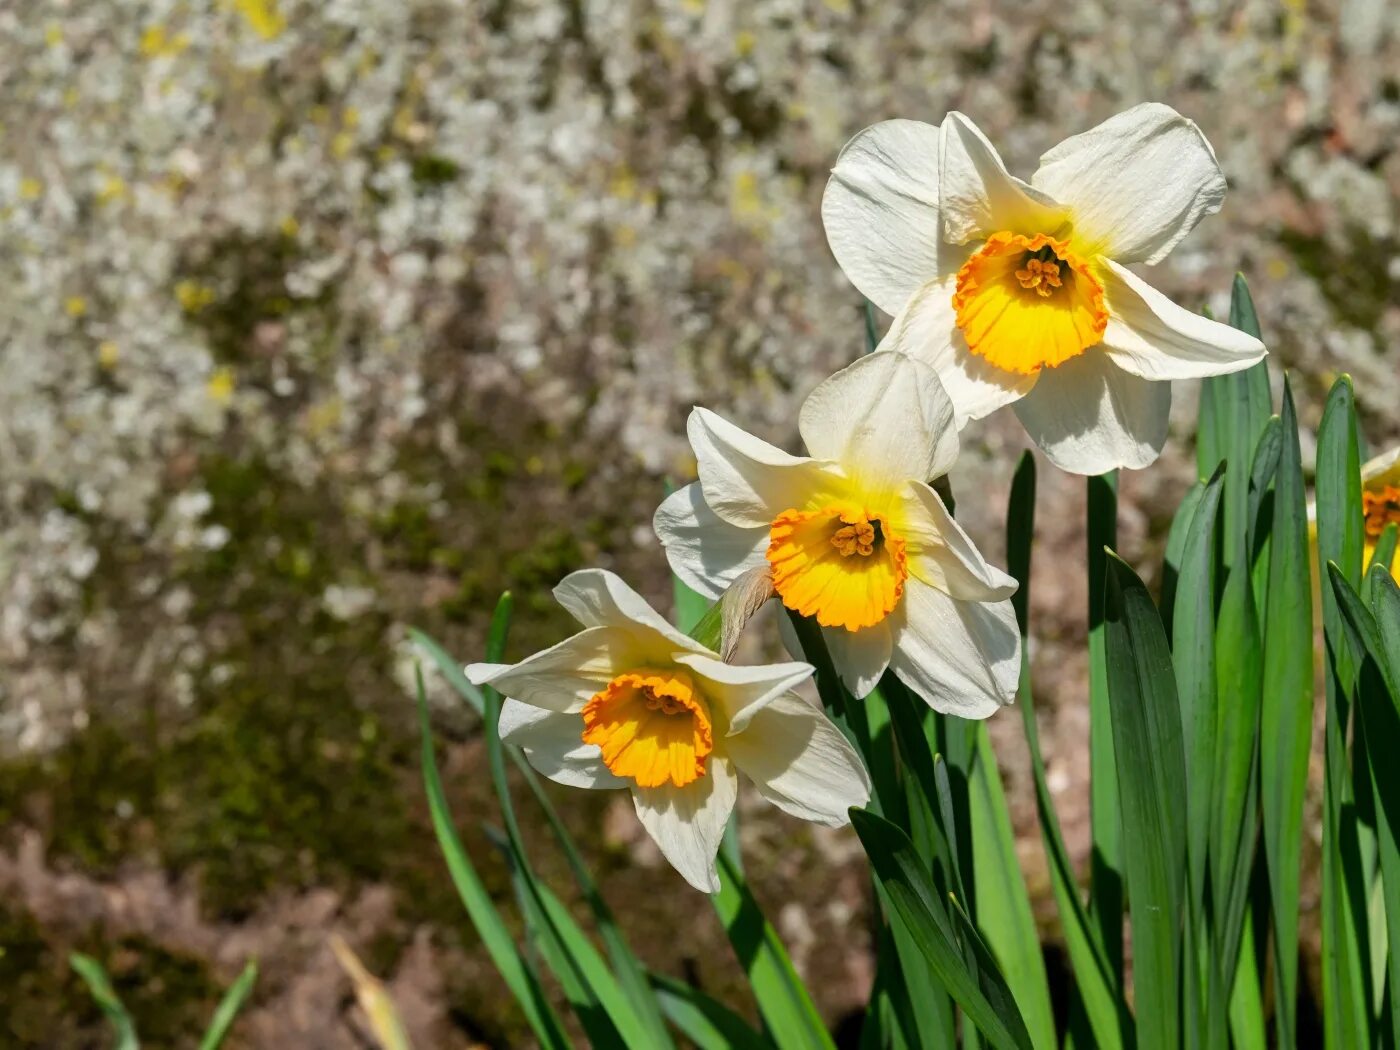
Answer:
[1102, 553, 1187, 1050]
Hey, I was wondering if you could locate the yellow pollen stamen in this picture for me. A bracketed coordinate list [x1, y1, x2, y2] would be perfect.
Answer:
[1014, 257, 1063, 296]
[581, 669, 713, 788]
[831, 519, 877, 557]
[767, 503, 907, 632]
[953, 231, 1108, 375]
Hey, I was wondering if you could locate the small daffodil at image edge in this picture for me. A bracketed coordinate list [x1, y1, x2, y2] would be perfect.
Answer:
[654, 351, 1021, 715]
[1362, 446, 1400, 579]
[466, 569, 872, 893]
[822, 102, 1268, 475]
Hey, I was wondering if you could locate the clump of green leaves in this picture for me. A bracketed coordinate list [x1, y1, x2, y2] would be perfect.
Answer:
[415, 277, 1399, 1047]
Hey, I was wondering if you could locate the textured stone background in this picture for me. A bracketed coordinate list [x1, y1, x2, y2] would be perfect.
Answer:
[1, 0, 1397, 1044]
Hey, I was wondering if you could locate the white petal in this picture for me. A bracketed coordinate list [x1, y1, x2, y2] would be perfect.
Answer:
[632, 757, 739, 893]
[653, 483, 768, 601]
[1013, 352, 1171, 474]
[1099, 260, 1267, 380]
[939, 112, 1067, 245]
[1032, 103, 1225, 265]
[889, 579, 1020, 718]
[799, 352, 959, 491]
[821, 118, 946, 315]
[1362, 446, 1400, 486]
[672, 652, 814, 734]
[498, 699, 625, 789]
[553, 568, 705, 657]
[822, 621, 892, 699]
[876, 276, 1037, 426]
[689, 407, 845, 529]
[465, 625, 634, 712]
[725, 692, 871, 826]
[898, 482, 1019, 601]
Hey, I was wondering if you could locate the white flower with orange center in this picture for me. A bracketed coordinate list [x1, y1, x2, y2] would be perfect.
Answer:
[822, 103, 1268, 475]
[654, 352, 1020, 713]
[466, 569, 871, 893]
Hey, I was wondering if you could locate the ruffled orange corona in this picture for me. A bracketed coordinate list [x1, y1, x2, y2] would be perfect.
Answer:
[952, 232, 1108, 375]
[767, 502, 908, 632]
[581, 669, 714, 788]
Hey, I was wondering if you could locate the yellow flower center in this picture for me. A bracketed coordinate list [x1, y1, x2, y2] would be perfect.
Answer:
[581, 669, 714, 788]
[953, 231, 1108, 375]
[767, 502, 908, 632]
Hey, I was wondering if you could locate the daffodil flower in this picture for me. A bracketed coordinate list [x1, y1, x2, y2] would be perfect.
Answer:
[822, 103, 1267, 475]
[1362, 446, 1400, 579]
[654, 351, 1020, 715]
[466, 569, 871, 893]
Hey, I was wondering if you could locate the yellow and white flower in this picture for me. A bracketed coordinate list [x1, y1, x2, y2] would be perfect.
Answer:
[654, 352, 1020, 715]
[1362, 446, 1400, 580]
[466, 569, 871, 893]
[822, 103, 1267, 475]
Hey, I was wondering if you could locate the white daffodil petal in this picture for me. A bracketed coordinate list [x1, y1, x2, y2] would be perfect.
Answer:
[889, 579, 1020, 718]
[632, 756, 739, 893]
[498, 699, 625, 789]
[653, 483, 769, 601]
[821, 118, 946, 315]
[1100, 260, 1267, 380]
[877, 277, 1037, 426]
[940, 112, 1066, 245]
[1013, 352, 1171, 474]
[465, 625, 634, 712]
[899, 482, 1019, 601]
[725, 691, 871, 826]
[1362, 446, 1400, 486]
[822, 621, 892, 699]
[799, 352, 959, 491]
[689, 407, 844, 529]
[1032, 103, 1225, 265]
[672, 651, 814, 735]
[553, 568, 705, 656]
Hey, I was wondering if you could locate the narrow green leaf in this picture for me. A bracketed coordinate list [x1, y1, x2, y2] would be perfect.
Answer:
[1172, 466, 1224, 917]
[1087, 472, 1124, 985]
[1374, 568, 1400, 661]
[1211, 559, 1263, 978]
[649, 973, 768, 1050]
[1007, 454, 1128, 1050]
[415, 668, 572, 1049]
[713, 848, 836, 1050]
[1364, 524, 1398, 606]
[1330, 565, 1400, 1047]
[1227, 908, 1267, 1050]
[477, 595, 660, 1049]
[1222, 275, 1273, 571]
[532, 882, 667, 1050]
[1170, 465, 1224, 1048]
[70, 953, 140, 1050]
[851, 808, 1034, 1050]
[489, 829, 628, 1048]
[411, 628, 669, 1042]
[1315, 378, 1372, 1049]
[1198, 376, 1227, 483]
[1259, 377, 1314, 1047]
[1102, 553, 1187, 1050]
[968, 726, 1057, 1050]
[864, 299, 880, 354]
[1162, 480, 1205, 636]
[198, 961, 258, 1050]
